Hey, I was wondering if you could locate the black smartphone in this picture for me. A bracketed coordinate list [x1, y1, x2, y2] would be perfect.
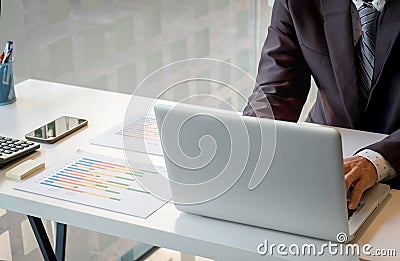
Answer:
[25, 116, 88, 144]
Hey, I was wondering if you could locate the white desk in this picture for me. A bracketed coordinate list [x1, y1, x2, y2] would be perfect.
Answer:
[1, 79, 399, 261]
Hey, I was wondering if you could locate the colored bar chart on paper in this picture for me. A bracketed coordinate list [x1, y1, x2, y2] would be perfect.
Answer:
[115, 116, 160, 142]
[90, 114, 163, 156]
[15, 151, 170, 218]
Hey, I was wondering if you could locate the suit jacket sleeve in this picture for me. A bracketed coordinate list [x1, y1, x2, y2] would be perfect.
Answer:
[243, 0, 311, 121]
[364, 129, 400, 177]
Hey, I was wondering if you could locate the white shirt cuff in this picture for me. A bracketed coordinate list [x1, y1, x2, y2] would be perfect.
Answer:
[356, 149, 397, 182]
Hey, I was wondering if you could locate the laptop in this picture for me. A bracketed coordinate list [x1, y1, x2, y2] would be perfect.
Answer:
[154, 103, 390, 242]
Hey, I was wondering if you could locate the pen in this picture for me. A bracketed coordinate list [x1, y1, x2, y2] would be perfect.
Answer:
[3, 41, 12, 55]
[2, 48, 12, 64]
[0, 42, 4, 62]
[1, 41, 13, 64]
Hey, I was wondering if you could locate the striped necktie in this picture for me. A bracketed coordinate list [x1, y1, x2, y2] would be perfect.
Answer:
[356, 3, 380, 103]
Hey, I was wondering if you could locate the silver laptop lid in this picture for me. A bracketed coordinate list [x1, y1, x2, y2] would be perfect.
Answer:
[154, 104, 349, 241]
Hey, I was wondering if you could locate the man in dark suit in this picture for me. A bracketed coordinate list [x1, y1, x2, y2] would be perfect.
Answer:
[243, 0, 400, 209]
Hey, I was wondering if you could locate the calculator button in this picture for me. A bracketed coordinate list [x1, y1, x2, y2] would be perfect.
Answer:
[0, 136, 40, 165]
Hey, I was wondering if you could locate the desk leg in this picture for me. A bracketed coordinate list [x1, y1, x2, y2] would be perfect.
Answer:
[56, 222, 67, 261]
[27, 215, 67, 261]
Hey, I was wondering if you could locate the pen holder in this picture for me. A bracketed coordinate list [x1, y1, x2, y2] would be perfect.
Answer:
[0, 61, 16, 106]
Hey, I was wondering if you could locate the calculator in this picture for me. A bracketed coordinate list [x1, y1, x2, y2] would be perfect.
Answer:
[0, 136, 40, 167]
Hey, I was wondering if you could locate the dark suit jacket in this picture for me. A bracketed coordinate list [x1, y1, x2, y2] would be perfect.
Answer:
[243, 0, 400, 185]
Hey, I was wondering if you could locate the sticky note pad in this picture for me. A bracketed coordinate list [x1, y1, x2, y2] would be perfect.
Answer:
[6, 160, 45, 180]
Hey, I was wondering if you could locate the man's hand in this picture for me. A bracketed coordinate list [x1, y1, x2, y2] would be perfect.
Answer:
[344, 156, 378, 209]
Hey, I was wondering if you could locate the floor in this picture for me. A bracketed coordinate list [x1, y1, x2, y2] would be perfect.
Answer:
[0, 0, 316, 260]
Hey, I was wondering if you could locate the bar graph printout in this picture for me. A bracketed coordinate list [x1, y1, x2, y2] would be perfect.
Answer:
[90, 115, 163, 156]
[15, 151, 170, 218]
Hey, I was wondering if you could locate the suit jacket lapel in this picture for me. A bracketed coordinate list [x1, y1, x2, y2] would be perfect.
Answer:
[321, 0, 360, 128]
[372, 0, 400, 90]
